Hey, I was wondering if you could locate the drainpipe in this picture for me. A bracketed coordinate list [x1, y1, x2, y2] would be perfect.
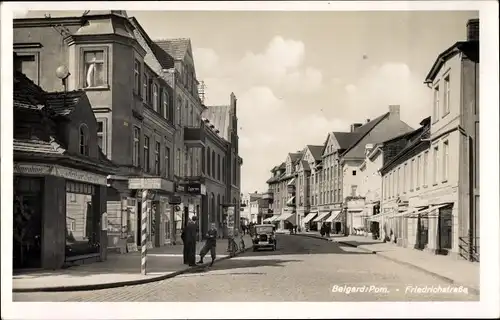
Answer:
[468, 136, 474, 261]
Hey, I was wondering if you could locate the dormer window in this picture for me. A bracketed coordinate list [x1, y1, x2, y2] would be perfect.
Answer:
[79, 124, 90, 156]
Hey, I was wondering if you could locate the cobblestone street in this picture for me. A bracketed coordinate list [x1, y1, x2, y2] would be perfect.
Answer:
[14, 235, 478, 302]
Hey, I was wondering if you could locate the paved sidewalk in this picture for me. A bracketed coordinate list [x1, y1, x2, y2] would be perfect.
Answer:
[294, 233, 480, 293]
[13, 236, 253, 292]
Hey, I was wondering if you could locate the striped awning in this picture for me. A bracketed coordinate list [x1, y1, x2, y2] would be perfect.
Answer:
[277, 212, 294, 221]
[325, 210, 342, 223]
[286, 196, 295, 205]
[313, 211, 331, 222]
[287, 178, 296, 186]
[303, 212, 318, 224]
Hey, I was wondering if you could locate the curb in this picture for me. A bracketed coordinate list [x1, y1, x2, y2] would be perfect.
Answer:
[334, 240, 480, 295]
[13, 244, 253, 293]
[292, 233, 338, 242]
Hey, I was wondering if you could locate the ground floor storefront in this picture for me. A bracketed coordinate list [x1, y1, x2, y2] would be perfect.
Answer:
[13, 163, 109, 271]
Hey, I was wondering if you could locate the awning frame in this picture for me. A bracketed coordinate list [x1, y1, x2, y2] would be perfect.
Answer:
[286, 196, 295, 205]
[405, 203, 452, 219]
[325, 210, 342, 223]
[303, 212, 318, 224]
[277, 212, 294, 221]
[313, 211, 331, 222]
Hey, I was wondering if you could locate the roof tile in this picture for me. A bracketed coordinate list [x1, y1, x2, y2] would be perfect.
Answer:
[155, 38, 191, 61]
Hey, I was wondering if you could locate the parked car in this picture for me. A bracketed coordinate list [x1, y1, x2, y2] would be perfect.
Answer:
[252, 224, 277, 251]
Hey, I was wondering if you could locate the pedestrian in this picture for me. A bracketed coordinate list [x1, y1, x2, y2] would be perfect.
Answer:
[326, 223, 331, 237]
[182, 216, 198, 266]
[294, 225, 297, 234]
[320, 223, 325, 237]
[198, 222, 218, 266]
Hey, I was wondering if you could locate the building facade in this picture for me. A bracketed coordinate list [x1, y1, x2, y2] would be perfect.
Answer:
[13, 70, 114, 270]
[376, 19, 479, 262]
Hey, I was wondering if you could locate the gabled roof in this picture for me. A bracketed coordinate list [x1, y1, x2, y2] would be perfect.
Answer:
[129, 17, 175, 70]
[155, 38, 191, 61]
[202, 105, 231, 141]
[332, 131, 363, 150]
[289, 152, 303, 165]
[306, 145, 324, 161]
[300, 160, 311, 171]
[340, 113, 390, 158]
[425, 40, 479, 84]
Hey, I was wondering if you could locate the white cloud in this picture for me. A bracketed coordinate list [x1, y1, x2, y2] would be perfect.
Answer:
[344, 62, 430, 127]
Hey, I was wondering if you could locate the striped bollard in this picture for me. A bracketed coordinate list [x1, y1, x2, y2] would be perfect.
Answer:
[141, 190, 148, 275]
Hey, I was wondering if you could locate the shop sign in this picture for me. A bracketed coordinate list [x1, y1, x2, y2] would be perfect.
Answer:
[169, 195, 182, 205]
[14, 163, 107, 185]
[186, 183, 201, 194]
[175, 183, 185, 193]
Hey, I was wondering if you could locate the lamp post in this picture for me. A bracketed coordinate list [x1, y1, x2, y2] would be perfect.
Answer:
[56, 65, 70, 104]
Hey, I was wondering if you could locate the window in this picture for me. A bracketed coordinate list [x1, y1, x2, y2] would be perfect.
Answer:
[134, 60, 141, 94]
[143, 73, 148, 100]
[410, 159, 415, 190]
[423, 151, 429, 186]
[97, 119, 106, 155]
[133, 126, 140, 167]
[351, 185, 357, 197]
[176, 148, 181, 176]
[164, 146, 170, 178]
[163, 91, 169, 120]
[443, 76, 450, 115]
[69, 219, 76, 232]
[70, 193, 77, 203]
[154, 141, 161, 175]
[207, 147, 211, 176]
[212, 151, 216, 178]
[15, 53, 38, 84]
[222, 156, 225, 182]
[177, 97, 182, 125]
[352, 170, 356, 176]
[83, 50, 105, 88]
[184, 150, 189, 177]
[403, 163, 407, 193]
[217, 154, 221, 180]
[416, 155, 421, 188]
[184, 100, 189, 126]
[443, 141, 449, 181]
[397, 168, 400, 195]
[147, 79, 153, 104]
[189, 105, 193, 126]
[79, 124, 89, 156]
[144, 136, 150, 172]
[433, 85, 440, 121]
[153, 84, 159, 112]
[433, 145, 439, 185]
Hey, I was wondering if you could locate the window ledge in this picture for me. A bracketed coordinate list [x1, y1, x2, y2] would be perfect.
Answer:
[441, 111, 450, 119]
[423, 185, 428, 188]
[84, 85, 110, 91]
[442, 179, 448, 184]
[416, 187, 420, 191]
[432, 183, 438, 186]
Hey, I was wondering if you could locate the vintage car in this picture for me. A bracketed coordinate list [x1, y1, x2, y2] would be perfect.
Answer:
[252, 224, 277, 251]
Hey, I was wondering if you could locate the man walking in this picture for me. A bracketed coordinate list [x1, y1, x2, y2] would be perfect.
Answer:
[181, 216, 198, 266]
[198, 222, 218, 266]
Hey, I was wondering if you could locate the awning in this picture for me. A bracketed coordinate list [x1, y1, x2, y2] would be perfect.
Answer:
[287, 178, 296, 186]
[407, 203, 452, 218]
[262, 216, 275, 222]
[313, 211, 331, 222]
[286, 196, 295, 205]
[277, 212, 294, 221]
[325, 210, 342, 223]
[303, 212, 318, 224]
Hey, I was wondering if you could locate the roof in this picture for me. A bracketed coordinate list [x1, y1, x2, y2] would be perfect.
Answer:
[301, 160, 311, 171]
[129, 17, 175, 70]
[202, 105, 231, 141]
[13, 139, 65, 155]
[332, 131, 363, 150]
[155, 38, 191, 61]
[289, 152, 303, 165]
[425, 40, 479, 84]
[340, 113, 389, 158]
[306, 145, 324, 161]
[44, 91, 85, 116]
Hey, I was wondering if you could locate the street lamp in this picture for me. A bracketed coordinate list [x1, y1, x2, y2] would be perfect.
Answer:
[56, 65, 71, 107]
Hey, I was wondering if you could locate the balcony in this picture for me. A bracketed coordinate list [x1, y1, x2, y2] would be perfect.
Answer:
[184, 127, 206, 148]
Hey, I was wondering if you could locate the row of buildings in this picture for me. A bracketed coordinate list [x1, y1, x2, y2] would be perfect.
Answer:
[13, 10, 242, 270]
[263, 19, 479, 262]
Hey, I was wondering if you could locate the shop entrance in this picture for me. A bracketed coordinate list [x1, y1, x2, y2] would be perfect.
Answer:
[65, 181, 98, 259]
[437, 206, 453, 255]
[13, 177, 43, 270]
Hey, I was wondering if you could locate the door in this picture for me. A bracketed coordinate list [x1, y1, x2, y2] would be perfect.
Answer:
[13, 177, 43, 270]
[438, 207, 453, 254]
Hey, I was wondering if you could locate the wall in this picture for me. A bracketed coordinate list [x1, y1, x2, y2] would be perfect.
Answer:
[359, 153, 383, 203]
[342, 160, 363, 198]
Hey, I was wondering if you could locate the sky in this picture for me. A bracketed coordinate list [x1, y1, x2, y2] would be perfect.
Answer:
[14, 9, 479, 195]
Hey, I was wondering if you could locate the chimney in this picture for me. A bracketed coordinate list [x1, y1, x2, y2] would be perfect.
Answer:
[366, 119, 371, 123]
[389, 105, 400, 119]
[467, 19, 479, 41]
[350, 123, 363, 132]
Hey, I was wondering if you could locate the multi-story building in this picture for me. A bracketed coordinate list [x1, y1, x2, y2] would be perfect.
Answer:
[14, 11, 178, 252]
[13, 69, 114, 269]
[379, 19, 479, 262]
[201, 93, 243, 237]
[241, 192, 263, 224]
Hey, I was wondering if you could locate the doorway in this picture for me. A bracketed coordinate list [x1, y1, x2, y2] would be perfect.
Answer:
[13, 177, 43, 270]
[437, 206, 453, 255]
